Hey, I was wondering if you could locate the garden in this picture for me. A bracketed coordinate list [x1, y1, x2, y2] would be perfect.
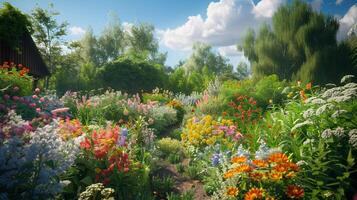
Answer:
[1, 0, 357, 200]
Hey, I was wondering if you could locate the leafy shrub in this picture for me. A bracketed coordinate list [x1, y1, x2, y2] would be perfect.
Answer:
[151, 176, 175, 194]
[0, 62, 32, 97]
[156, 138, 183, 158]
[167, 190, 194, 200]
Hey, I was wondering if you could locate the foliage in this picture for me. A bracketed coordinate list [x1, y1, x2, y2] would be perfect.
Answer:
[98, 56, 168, 94]
[240, 0, 355, 84]
[0, 62, 32, 97]
[0, 2, 32, 50]
[156, 137, 183, 159]
[31, 4, 68, 88]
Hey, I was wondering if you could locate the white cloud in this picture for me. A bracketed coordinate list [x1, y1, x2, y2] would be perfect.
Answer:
[159, 0, 285, 51]
[336, 0, 343, 5]
[69, 26, 85, 36]
[217, 45, 242, 57]
[311, 0, 323, 11]
[253, 0, 285, 18]
[337, 5, 357, 41]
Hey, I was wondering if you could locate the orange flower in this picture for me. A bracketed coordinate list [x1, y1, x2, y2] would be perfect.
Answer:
[306, 82, 312, 90]
[226, 186, 239, 197]
[233, 164, 252, 173]
[244, 188, 265, 200]
[268, 152, 289, 164]
[286, 185, 304, 199]
[224, 170, 235, 179]
[249, 172, 264, 181]
[231, 156, 247, 164]
[299, 90, 307, 102]
[273, 163, 289, 173]
[287, 162, 299, 171]
[252, 159, 268, 168]
[269, 172, 282, 181]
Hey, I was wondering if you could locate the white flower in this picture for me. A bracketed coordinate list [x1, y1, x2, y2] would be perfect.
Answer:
[296, 160, 308, 166]
[310, 98, 326, 105]
[315, 103, 335, 115]
[348, 129, 357, 148]
[333, 127, 345, 138]
[303, 108, 315, 119]
[291, 120, 313, 132]
[340, 75, 354, 84]
[321, 129, 333, 138]
[303, 138, 315, 145]
[331, 110, 348, 118]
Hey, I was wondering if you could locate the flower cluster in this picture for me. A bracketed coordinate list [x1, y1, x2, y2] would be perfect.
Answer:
[181, 115, 242, 149]
[58, 118, 83, 140]
[0, 111, 79, 199]
[219, 145, 303, 199]
[80, 126, 131, 185]
[78, 183, 115, 200]
[225, 95, 261, 125]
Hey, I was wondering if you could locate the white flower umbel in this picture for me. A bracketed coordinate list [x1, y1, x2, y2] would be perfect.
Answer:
[303, 108, 315, 119]
[348, 129, 357, 148]
[315, 103, 335, 116]
[331, 110, 348, 118]
[340, 75, 354, 84]
[291, 120, 313, 132]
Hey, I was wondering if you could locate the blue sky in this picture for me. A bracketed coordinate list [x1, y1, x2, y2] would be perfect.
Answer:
[3, 0, 357, 67]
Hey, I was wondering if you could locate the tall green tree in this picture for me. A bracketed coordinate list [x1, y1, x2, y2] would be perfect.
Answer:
[97, 13, 125, 63]
[240, 0, 355, 84]
[183, 42, 233, 76]
[126, 23, 167, 65]
[31, 4, 68, 89]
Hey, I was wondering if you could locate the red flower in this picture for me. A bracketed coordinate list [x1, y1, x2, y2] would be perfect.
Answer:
[80, 138, 91, 150]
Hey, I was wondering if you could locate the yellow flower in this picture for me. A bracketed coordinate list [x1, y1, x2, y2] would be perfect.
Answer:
[244, 188, 265, 200]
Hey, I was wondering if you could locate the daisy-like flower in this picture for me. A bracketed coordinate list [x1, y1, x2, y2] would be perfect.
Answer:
[244, 188, 265, 200]
[268, 152, 289, 164]
[286, 185, 304, 199]
[231, 156, 247, 164]
[249, 172, 265, 181]
[252, 159, 268, 168]
[269, 172, 282, 181]
[226, 186, 239, 197]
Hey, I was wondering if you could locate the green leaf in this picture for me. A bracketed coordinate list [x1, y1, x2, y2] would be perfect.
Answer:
[80, 176, 92, 185]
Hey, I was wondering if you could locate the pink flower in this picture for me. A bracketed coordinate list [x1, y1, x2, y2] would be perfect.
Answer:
[35, 88, 40, 93]
[233, 132, 243, 141]
[36, 108, 41, 112]
[13, 86, 19, 91]
[3, 94, 10, 100]
[29, 103, 36, 107]
[12, 96, 19, 101]
[39, 97, 45, 102]
[51, 107, 69, 115]
[32, 95, 38, 99]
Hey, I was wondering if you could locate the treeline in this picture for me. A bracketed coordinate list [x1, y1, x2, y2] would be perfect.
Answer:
[1, 0, 356, 96]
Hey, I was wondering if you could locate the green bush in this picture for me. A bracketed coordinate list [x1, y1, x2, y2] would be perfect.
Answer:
[156, 138, 183, 158]
[98, 56, 168, 94]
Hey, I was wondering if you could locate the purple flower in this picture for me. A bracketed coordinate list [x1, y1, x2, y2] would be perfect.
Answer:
[118, 128, 128, 146]
[211, 153, 221, 166]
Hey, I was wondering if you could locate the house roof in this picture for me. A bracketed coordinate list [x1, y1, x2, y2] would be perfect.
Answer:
[0, 30, 50, 78]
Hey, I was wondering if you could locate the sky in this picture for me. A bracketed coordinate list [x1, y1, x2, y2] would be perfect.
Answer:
[3, 0, 357, 67]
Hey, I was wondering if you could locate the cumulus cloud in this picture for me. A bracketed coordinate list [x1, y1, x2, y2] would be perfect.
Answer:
[311, 0, 323, 11]
[217, 45, 242, 57]
[337, 5, 357, 41]
[253, 0, 285, 18]
[336, 0, 343, 5]
[159, 0, 285, 51]
[69, 26, 85, 36]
